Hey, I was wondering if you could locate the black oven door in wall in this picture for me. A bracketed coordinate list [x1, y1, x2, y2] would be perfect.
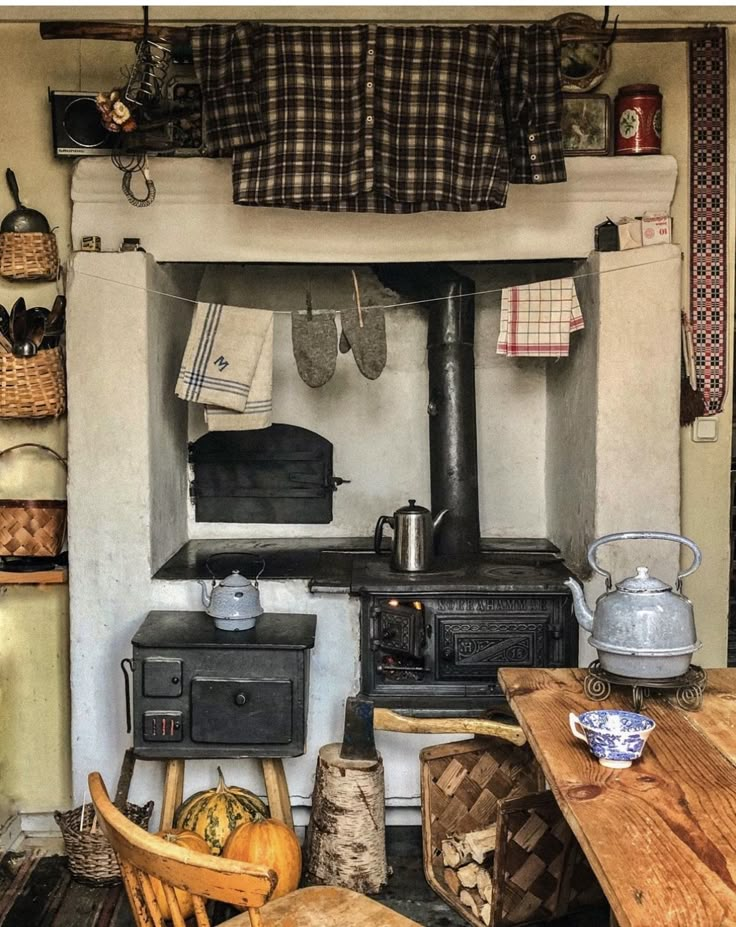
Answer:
[130, 611, 315, 758]
[189, 424, 337, 524]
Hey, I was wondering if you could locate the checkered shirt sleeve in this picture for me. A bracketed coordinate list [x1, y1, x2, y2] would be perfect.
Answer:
[190, 24, 265, 154]
[498, 24, 567, 185]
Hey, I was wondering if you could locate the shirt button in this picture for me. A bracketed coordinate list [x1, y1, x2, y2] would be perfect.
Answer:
[528, 134, 536, 141]
[367, 81, 374, 89]
[530, 154, 537, 161]
[366, 115, 374, 124]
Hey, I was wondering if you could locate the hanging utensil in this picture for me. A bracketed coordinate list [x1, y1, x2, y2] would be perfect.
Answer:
[124, 8, 171, 109]
[42, 294, 66, 348]
[10, 297, 27, 345]
[26, 307, 50, 350]
[0, 305, 9, 339]
[10, 298, 36, 356]
[1, 170, 51, 234]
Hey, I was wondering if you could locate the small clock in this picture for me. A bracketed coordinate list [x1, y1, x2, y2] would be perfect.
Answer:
[552, 13, 613, 93]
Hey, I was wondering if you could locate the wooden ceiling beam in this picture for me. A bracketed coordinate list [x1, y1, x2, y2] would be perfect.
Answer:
[38, 20, 724, 45]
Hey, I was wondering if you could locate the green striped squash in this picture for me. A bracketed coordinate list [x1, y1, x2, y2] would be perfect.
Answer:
[173, 766, 268, 854]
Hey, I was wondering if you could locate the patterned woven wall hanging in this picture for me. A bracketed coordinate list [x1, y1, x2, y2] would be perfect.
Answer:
[689, 30, 728, 415]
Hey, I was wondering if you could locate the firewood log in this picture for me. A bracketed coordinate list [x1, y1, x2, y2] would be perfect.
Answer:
[476, 866, 494, 904]
[441, 824, 498, 868]
[444, 866, 461, 896]
[459, 889, 479, 918]
[464, 825, 498, 864]
[457, 862, 480, 888]
[480, 902, 492, 926]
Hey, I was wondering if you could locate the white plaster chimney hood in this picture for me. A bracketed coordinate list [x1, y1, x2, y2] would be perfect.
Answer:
[71, 155, 677, 263]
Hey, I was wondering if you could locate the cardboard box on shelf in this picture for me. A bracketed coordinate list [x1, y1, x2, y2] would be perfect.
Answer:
[641, 212, 672, 246]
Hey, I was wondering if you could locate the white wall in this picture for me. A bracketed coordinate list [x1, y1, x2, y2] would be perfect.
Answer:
[190, 262, 550, 539]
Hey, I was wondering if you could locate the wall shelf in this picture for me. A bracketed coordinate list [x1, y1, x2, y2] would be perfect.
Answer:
[0, 568, 67, 585]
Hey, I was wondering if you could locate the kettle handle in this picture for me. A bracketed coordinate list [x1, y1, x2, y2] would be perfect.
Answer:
[374, 515, 394, 555]
[588, 531, 702, 591]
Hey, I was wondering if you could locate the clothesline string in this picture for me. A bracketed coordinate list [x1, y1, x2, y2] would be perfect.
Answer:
[71, 253, 683, 314]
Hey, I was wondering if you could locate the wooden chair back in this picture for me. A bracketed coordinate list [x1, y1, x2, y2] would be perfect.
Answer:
[88, 772, 276, 927]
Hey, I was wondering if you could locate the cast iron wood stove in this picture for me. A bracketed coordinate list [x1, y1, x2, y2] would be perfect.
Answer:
[124, 610, 316, 758]
[354, 547, 576, 714]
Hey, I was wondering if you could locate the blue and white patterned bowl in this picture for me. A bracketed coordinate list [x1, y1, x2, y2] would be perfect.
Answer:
[569, 709, 655, 768]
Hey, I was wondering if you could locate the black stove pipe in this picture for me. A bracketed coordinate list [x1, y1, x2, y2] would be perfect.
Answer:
[371, 265, 481, 559]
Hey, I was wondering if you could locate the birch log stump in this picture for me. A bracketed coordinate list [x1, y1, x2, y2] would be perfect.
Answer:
[305, 743, 388, 894]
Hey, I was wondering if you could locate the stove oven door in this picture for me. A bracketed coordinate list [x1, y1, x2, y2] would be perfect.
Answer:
[190, 676, 293, 744]
[432, 597, 554, 698]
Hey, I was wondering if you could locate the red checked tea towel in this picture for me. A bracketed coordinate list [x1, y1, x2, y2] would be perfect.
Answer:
[497, 278, 584, 357]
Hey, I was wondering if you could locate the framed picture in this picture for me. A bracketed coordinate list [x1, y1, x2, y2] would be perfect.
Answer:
[561, 94, 611, 156]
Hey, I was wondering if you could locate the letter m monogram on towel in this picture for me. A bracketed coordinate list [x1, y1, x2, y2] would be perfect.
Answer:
[214, 356, 230, 371]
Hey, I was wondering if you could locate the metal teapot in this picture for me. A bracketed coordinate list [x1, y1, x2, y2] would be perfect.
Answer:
[199, 556, 265, 631]
[565, 531, 702, 680]
[374, 499, 448, 572]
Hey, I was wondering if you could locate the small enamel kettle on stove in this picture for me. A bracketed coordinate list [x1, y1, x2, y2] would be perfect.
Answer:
[374, 499, 447, 572]
[565, 531, 702, 680]
[199, 556, 265, 631]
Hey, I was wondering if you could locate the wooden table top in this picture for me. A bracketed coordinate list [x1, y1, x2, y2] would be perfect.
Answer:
[498, 667, 736, 927]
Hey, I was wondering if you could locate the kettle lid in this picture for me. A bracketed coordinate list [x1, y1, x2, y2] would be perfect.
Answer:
[218, 570, 254, 588]
[616, 566, 671, 593]
[396, 499, 430, 515]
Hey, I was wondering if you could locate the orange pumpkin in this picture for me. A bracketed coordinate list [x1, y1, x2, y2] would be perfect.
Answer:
[222, 818, 302, 900]
[151, 828, 211, 920]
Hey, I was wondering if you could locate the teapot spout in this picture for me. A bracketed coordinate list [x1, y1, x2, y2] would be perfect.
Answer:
[433, 508, 448, 532]
[199, 579, 212, 609]
[565, 577, 594, 633]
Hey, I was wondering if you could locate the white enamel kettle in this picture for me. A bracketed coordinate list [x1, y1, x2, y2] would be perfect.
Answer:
[199, 555, 265, 630]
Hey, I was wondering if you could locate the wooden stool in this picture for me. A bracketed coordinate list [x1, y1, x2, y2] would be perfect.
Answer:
[159, 756, 294, 830]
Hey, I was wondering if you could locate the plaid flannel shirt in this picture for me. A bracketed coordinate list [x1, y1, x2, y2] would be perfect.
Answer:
[190, 23, 566, 212]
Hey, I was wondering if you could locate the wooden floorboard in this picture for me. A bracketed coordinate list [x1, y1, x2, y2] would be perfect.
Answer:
[0, 830, 607, 927]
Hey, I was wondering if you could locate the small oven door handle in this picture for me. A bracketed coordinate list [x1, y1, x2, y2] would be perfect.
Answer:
[121, 658, 135, 734]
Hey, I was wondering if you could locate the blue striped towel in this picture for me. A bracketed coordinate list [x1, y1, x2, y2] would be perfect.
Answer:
[176, 302, 273, 430]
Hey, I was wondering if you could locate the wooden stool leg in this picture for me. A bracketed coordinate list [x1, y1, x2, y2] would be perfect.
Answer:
[261, 758, 294, 830]
[160, 759, 185, 830]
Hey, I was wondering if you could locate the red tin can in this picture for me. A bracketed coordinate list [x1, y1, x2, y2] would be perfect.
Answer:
[614, 84, 662, 155]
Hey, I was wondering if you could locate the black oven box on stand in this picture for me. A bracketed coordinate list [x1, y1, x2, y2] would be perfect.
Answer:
[122, 611, 316, 759]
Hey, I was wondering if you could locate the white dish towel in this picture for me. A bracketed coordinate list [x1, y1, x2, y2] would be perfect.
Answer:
[497, 278, 584, 357]
[176, 302, 273, 430]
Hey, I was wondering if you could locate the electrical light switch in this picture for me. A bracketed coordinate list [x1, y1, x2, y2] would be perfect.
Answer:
[691, 417, 718, 442]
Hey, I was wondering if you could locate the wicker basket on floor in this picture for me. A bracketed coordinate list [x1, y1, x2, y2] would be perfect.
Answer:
[0, 231, 59, 281]
[0, 346, 66, 419]
[55, 800, 154, 885]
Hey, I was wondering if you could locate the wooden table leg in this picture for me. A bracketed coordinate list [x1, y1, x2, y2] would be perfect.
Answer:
[261, 758, 294, 830]
[160, 759, 185, 830]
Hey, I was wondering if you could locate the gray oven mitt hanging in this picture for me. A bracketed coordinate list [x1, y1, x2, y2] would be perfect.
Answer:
[291, 311, 338, 388]
[340, 304, 386, 379]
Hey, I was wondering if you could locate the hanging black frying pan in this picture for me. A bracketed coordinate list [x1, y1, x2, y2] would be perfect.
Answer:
[1, 169, 50, 234]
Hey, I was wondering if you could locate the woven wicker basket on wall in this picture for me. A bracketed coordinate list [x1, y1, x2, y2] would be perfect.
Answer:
[0, 346, 66, 418]
[0, 231, 59, 281]
[0, 443, 67, 557]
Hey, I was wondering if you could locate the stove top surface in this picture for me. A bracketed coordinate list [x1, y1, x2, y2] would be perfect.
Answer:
[349, 551, 572, 595]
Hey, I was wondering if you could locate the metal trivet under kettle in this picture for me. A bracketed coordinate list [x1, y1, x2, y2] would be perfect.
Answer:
[566, 531, 707, 711]
[583, 660, 707, 712]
